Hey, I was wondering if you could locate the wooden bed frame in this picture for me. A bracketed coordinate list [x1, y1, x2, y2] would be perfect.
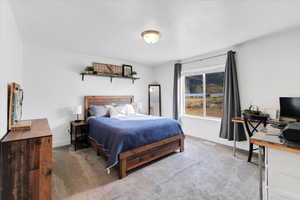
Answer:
[84, 96, 184, 178]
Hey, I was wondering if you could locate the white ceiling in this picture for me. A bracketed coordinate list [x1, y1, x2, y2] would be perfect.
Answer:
[11, 0, 300, 66]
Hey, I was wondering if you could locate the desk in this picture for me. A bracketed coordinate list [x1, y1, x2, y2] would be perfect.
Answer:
[231, 117, 245, 157]
[251, 128, 300, 200]
[231, 117, 267, 157]
[232, 117, 244, 124]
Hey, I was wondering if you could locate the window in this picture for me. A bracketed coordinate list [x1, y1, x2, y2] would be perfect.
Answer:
[183, 70, 225, 118]
[184, 75, 204, 116]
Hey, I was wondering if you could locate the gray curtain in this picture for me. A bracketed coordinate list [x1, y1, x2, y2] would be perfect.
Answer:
[219, 51, 246, 141]
[173, 63, 182, 120]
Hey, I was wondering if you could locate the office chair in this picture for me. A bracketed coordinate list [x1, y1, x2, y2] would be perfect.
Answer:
[243, 113, 268, 162]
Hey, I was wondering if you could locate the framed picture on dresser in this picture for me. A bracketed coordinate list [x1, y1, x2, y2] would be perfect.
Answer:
[7, 82, 31, 132]
[7, 82, 23, 130]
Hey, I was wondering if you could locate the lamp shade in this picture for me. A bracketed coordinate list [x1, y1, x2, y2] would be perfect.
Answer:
[72, 105, 82, 115]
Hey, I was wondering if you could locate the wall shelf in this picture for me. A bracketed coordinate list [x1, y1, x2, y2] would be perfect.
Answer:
[80, 72, 140, 84]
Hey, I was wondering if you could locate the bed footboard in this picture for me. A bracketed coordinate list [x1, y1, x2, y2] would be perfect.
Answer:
[89, 134, 184, 179]
[119, 134, 184, 178]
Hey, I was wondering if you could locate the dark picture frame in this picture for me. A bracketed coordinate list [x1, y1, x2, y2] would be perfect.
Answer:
[122, 65, 132, 77]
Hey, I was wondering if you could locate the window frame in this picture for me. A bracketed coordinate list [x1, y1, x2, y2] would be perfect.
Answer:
[181, 65, 225, 121]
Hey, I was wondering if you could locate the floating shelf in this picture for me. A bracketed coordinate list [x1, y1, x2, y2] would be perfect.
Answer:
[80, 72, 140, 84]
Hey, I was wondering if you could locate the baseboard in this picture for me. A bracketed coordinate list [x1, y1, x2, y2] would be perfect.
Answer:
[186, 135, 251, 155]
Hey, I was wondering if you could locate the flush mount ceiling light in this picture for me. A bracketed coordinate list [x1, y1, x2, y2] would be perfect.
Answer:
[141, 30, 160, 44]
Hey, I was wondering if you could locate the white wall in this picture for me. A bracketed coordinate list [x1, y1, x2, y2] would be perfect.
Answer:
[153, 27, 300, 150]
[22, 44, 154, 147]
[0, 0, 23, 138]
[153, 62, 174, 118]
[237, 27, 300, 110]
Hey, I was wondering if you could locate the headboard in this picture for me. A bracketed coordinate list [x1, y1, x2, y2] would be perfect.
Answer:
[84, 96, 134, 120]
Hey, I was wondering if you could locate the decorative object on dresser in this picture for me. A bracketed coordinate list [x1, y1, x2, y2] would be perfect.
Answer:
[148, 84, 162, 116]
[72, 105, 82, 122]
[70, 120, 89, 151]
[7, 82, 31, 132]
[122, 64, 132, 77]
[0, 119, 52, 200]
[84, 96, 184, 179]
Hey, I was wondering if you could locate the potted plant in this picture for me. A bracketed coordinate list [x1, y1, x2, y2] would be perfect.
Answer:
[243, 105, 261, 115]
[131, 71, 137, 77]
[84, 66, 94, 74]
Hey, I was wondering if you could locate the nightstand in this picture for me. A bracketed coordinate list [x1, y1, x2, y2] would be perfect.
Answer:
[70, 120, 89, 151]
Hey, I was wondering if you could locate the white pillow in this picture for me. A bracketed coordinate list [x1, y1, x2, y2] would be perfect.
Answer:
[115, 105, 127, 115]
[118, 104, 136, 115]
[126, 104, 136, 115]
[88, 105, 109, 117]
[108, 105, 125, 118]
[108, 104, 136, 117]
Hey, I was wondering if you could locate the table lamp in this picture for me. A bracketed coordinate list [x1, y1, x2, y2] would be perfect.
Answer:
[73, 105, 82, 122]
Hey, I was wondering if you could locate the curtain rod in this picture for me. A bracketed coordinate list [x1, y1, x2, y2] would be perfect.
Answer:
[180, 52, 228, 65]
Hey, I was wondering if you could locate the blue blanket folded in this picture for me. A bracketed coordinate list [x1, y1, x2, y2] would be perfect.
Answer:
[88, 114, 183, 169]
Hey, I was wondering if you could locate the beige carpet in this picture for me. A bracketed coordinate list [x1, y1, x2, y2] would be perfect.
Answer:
[53, 136, 259, 200]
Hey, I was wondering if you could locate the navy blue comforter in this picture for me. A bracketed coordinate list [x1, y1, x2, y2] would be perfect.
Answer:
[88, 114, 183, 168]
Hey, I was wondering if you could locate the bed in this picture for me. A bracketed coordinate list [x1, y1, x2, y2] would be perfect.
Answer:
[84, 96, 184, 178]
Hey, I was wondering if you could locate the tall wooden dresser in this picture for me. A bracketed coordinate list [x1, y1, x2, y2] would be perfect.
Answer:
[0, 118, 52, 200]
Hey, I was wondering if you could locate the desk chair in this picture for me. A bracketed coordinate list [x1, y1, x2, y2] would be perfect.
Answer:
[243, 113, 268, 162]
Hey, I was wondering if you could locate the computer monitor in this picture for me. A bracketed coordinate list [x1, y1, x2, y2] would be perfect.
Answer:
[280, 97, 300, 121]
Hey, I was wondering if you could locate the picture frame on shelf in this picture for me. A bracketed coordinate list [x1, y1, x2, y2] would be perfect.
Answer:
[122, 65, 132, 77]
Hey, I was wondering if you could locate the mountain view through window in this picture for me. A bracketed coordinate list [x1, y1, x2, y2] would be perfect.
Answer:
[184, 71, 224, 118]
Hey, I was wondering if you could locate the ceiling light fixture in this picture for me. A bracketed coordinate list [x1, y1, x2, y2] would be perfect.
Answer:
[141, 30, 160, 44]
